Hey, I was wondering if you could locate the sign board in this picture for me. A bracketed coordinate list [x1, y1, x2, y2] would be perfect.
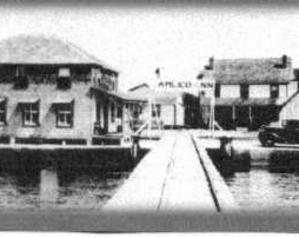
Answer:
[151, 79, 215, 97]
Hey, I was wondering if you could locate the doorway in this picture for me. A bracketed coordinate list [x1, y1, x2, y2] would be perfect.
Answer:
[236, 106, 249, 128]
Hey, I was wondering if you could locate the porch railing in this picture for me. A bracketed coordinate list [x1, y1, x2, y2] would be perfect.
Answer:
[93, 121, 106, 135]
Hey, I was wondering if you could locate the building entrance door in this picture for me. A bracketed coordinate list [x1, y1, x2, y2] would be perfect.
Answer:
[236, 106, 249, 128]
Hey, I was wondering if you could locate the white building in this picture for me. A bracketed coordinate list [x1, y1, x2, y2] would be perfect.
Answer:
[198, 56, 294, 130]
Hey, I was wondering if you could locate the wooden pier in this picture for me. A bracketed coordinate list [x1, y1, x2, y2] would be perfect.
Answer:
[103, 130, 238, 213]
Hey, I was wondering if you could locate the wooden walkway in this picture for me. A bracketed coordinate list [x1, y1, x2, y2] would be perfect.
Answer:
[103, 130, 238, 213]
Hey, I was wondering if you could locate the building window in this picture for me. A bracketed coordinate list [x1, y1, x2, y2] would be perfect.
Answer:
[152, 104, 161, 118]
[22, 103, 39, 127]
[57, 68, 71, 89]
[133, 105, 139, 118]
[117, 106, 122, 118]
[56, 103, 74, 128]
[14, 66, 28, 89]
[240, 84, 249, 99]
[0, 99, 7, 126]
[111, 103, 115, 123]
[215, 84, 220, 98]
[270, 84, 279, 98]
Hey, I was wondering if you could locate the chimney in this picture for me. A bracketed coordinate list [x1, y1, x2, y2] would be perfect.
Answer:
[209, 57, 214, 70]
[282, 55, 288, 68]
[204, 57, 214, 70]
[155, 67, 160, 79]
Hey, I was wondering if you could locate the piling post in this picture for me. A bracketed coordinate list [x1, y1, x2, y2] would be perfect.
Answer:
[219, 136, 234, 175]
[219, 136, 233, 159]
[39, 166, 59, 208]
[131, 135, 140, 162]
[10, 137, 15, 146]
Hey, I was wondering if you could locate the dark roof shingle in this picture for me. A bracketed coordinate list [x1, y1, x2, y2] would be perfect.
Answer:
[199, 56, 293, 84]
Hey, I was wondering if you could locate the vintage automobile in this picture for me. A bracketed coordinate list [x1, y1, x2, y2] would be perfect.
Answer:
[258, 120, 299, 147]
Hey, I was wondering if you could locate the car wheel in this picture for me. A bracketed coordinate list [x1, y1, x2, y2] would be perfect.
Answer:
[264, 139, 275, 147]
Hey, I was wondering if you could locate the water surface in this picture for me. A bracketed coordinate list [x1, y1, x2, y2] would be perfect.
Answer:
[224, 158, 299, 213]
[0, 167, 129, 210]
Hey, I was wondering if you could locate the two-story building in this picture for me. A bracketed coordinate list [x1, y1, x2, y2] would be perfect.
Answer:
[198, 56, 294, 130]
[279, 69, 299, 122]
[0, 35, 143, 145]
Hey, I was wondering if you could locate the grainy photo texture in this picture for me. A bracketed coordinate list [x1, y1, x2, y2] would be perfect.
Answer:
[0, 0, 298, 232]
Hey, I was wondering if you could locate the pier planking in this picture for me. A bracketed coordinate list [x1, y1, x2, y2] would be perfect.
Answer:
[103, 130, 237, 213]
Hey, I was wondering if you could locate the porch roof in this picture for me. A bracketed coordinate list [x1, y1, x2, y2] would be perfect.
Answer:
[91, 87, 147, 103]
[200, 97, 282, 106]
[127, 87, 183, 105]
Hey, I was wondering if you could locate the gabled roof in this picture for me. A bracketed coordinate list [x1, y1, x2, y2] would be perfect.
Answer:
[0, 35, 117, 72]
[199, 56, 293, 84]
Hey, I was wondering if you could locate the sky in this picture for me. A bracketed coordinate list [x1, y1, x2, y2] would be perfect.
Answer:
[0, 3, 299, 91]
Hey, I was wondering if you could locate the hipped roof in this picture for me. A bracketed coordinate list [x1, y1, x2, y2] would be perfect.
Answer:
[0, 35, 117, 72]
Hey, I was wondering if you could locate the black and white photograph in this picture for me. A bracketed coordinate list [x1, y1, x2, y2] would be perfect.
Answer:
[0, 0, 299, 233]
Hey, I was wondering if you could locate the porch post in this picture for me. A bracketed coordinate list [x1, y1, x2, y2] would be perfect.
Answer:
[232, 104, 236, 129]
[121, 102, 125, 133]
[249, 106, 252, 130]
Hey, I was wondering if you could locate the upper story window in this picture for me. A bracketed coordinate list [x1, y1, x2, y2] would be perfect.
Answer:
[57, 68, 71, 89]
[14, 66, 28, 89]
[249, 85, 270, 98]
[240, 84, 249, 99]
[215, 84, 221, 98]
[220, 85, 240, 98]
[21, 102, 39, 127]
[98, 70, 117, 91]
[56, 103, 74, 128]
[0, 98, 7, 126]
[270, 84, 279, 98]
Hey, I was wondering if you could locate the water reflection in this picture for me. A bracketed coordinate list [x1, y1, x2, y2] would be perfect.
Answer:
[225, 169, 299, 212]
[0, 166, 129, 209]
[40, 168, 59, 207]
[204, 147, 299, 212]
